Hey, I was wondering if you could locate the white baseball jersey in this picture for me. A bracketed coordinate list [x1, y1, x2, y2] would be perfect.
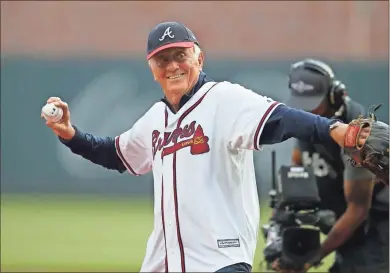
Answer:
[115, 81, 282, 272]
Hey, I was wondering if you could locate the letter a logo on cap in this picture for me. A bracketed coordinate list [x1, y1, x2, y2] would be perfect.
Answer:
[159, 27, 175, 41]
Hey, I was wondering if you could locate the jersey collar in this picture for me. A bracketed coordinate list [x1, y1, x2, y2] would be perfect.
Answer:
[161, 71, 213, 113]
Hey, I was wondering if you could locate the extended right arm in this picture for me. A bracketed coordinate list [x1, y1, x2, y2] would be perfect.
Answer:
[43, 97, 152, 176]
[59, 125, 126, 173]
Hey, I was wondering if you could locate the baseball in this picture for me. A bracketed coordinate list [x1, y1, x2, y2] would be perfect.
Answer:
[41, 103, 63, 123]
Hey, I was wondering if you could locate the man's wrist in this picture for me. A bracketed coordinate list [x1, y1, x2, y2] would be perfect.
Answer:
[59, 125, 78, 143]
[329, 121, 348, 147]
[329, 120, 343, 132]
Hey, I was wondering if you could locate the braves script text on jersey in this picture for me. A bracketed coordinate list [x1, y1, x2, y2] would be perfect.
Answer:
[115, 81, 281, 272]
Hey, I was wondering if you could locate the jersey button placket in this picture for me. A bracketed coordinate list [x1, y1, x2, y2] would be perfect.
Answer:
[162, 120, 181, 271]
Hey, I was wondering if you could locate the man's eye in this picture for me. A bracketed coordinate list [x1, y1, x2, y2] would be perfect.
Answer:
[157, 59, 167, 65]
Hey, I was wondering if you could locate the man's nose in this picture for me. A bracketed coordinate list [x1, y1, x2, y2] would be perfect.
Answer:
[166, 60, 179, 71]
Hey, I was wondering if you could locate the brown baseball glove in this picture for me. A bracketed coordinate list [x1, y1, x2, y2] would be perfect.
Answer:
[344, 104, 389, 186]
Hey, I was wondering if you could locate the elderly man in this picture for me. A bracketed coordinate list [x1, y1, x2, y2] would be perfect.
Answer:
[42, 22, 371, 272]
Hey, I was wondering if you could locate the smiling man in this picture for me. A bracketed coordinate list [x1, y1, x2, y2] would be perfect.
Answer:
[42, 22, 377, 272]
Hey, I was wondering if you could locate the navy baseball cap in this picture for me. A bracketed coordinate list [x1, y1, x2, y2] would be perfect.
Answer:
[147, 21, 199, 60]
[286, 65, 332, 111]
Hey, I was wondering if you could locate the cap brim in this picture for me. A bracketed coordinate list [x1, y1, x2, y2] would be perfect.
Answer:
[285, 93, 325, 112]
[147, 41, 194, 60]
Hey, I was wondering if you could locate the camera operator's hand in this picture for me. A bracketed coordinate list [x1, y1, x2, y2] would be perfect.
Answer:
[271, 258, 311, 273]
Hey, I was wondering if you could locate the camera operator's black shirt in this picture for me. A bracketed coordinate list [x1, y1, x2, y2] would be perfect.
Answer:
[295, 99, 384, 249]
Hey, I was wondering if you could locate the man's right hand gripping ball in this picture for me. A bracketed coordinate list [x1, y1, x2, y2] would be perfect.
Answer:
[41, 97, 75, 140]
[343, 104, 389, 186]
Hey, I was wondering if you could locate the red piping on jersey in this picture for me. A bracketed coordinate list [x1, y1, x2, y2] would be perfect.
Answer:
[253, 101, 280, 150]
[115, 136, 139, 176]
[170, 82, 220, 272]
[177, 82, 220, 129]
[162, 108, 169, 272]
[171, 152, 185, 272]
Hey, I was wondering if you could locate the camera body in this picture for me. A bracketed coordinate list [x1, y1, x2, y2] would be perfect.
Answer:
[262, 165, 336, 270]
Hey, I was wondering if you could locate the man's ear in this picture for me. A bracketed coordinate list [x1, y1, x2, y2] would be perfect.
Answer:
[148, 62, 158, 81]
[198, 51, 204, 71]
[151, 72, 157, 81]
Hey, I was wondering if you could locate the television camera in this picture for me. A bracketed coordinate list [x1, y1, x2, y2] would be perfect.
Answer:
[261, 151, 336, 271]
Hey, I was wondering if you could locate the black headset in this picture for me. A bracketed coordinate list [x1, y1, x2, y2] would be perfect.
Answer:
[290, 58, 347, 111]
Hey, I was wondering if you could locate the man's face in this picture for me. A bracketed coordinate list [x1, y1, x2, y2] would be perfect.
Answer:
[149, 47, 204, 106]
[310, 97, 333, 117]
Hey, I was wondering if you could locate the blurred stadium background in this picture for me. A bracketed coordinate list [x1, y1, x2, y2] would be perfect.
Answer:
[1, 1, 388, 272]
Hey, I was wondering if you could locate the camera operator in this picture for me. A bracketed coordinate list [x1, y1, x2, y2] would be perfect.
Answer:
[273, 59, 389, 273]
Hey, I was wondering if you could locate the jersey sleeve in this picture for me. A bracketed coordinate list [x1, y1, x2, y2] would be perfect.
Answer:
[114, 116, 152, 176]
[342, 149, 375, 181]
[221, 83, 283, 150]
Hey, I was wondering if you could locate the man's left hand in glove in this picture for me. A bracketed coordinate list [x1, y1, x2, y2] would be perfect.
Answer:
[343, 104, 389, 186]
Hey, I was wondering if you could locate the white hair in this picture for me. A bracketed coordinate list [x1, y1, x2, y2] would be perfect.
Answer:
[148, 44, 202, 66]
[193, 44, 202, 58]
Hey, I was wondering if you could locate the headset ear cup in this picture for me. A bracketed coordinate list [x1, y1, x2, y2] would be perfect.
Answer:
[329, 80, 346, 109]
[329, 87, 335, 106]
